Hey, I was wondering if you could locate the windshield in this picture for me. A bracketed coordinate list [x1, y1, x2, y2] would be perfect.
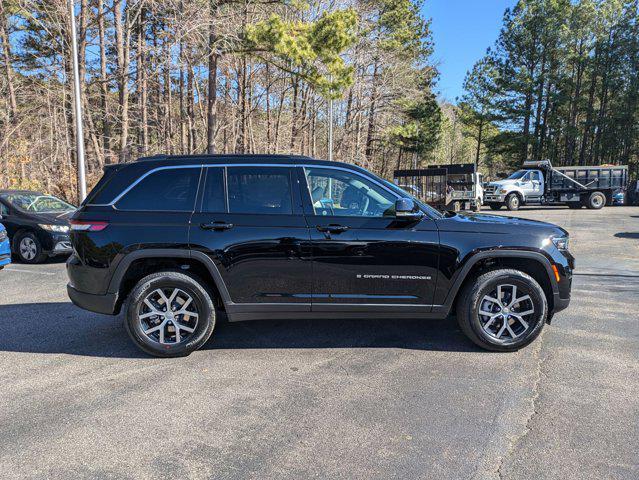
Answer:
[381, 179, 444, 218]
[507, 170, 528, 180]
[1, 193, 75, 213]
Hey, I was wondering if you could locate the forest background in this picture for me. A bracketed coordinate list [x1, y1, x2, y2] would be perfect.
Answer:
[0, 0, 637, 202]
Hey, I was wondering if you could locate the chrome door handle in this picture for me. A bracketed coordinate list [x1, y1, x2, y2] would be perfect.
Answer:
[316, 224, 349, 234]
[200, 221, 234, 231]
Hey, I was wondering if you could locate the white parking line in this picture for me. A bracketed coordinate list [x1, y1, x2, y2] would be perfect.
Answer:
[3, 267, 57, 276]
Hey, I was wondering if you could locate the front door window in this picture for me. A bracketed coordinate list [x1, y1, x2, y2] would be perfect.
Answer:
[305, 167, 397, 218]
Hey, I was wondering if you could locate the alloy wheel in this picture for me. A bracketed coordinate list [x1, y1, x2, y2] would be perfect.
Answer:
[478, 284, 535, 343]
[138, 288, 199, 345]
[19, 237, 37, 261]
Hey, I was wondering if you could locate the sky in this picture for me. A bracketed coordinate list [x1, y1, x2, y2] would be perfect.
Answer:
[421, 0, 517, 103]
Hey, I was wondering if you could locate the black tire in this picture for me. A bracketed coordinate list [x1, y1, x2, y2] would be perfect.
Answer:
[505, 193, 521, 211]
[586, 191, 605, 210]
[456, 269, 548, 352]
[124, 271, 216, 357]
[567, 203, 582, 209]
[488, 203, 502, 211]
[14, 231, 47, 264]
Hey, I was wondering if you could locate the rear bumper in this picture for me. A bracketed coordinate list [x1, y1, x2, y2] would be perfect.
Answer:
[67, 283, 118, 315]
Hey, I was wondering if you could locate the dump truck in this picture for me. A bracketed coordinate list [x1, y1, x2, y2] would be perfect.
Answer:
[483, 160, 628, 210]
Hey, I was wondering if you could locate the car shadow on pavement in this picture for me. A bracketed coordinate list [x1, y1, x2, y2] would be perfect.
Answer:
[614, 232, 639, 239]
[0, 302, 481, 358]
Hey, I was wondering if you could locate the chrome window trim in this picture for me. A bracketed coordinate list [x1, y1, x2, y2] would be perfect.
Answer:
[87, 162, 414, 213]
[88, 165, 204, 207]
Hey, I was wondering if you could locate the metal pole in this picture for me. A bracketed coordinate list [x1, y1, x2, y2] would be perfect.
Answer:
[327, 97, 334, 161]
[68, 0, 87, 202]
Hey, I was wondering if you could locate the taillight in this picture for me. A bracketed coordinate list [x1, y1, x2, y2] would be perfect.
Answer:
[70, 220, 109, 232]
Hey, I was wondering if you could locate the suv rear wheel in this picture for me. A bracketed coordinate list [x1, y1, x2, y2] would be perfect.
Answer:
[124, 271, 216, 357]
[456, 269, 547, 351]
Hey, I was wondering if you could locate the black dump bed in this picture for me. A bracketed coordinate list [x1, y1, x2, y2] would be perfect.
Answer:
[393, 163, 477, 208]
[523, 161, 628, 192]
[393, 167, 448, 206]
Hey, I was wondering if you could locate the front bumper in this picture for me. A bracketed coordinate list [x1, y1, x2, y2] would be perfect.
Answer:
[0, 239, 10, 267]
[67, 283, 118, 315]
[51, 240, 73, 255]
[484, 194, 506, 202]
[550, 249, 573, 315]
[553, 294, 571, 313]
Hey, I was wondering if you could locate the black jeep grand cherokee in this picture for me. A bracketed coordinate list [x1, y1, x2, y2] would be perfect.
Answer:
[67, 155, 573, 357]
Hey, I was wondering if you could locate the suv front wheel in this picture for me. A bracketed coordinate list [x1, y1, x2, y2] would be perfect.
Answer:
[124, 271, 216, 357]
[456, 269, 547, 351]
[15, 231, 47, 264]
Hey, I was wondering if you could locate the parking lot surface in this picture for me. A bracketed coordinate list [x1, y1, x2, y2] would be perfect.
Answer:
[0, 207, 638, 479]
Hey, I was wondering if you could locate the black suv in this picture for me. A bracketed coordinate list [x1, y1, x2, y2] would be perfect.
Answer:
[67, 155, 574, 357]
[0, 190, 75, 263]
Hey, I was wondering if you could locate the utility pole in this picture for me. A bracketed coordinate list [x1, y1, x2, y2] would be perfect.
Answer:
[327, 96, 334, 161]
[68, 0, 87, 202]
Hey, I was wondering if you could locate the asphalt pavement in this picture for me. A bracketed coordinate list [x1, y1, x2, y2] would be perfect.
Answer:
[0, 206, 637, 479]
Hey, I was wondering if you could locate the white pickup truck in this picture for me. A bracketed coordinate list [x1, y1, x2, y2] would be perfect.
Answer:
[484, 161, 628, 211]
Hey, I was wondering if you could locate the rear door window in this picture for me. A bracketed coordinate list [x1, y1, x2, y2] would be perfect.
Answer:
[116, 167, 201, 211]
[227, 167, 293, 215]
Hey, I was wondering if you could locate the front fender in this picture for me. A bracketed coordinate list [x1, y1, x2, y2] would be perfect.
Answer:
[431, 249, 559, 317]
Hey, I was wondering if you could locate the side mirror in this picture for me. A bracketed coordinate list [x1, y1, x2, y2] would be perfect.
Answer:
[395, 198, 423, 220]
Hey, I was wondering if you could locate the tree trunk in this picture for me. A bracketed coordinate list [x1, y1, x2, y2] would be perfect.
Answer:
[97, 0, 110, 162]
[187, 54, 195, 153]
[579, 47, 599, 166]
[265, 64, 272, 153]
[475, 117, 484, 166]
[289, 78, 299, 150]
[136, 8, 148, 155]
[206, 15, 218, 154]
[0, 2, 16, 119]
[114, 0, 131, 162]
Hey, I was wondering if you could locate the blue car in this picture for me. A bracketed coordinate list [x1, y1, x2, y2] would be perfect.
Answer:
[0, 223, 10, 270]
[613, 190, 625, 205]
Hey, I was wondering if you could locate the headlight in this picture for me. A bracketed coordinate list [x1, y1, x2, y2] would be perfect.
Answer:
[551, 236, 569, 251]
[0, 230, 6, 241]
[39, 224, 70, 233]
[497, 188, 507, 194]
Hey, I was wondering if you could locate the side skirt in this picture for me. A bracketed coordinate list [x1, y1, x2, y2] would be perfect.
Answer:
[225, 303, 445, 322]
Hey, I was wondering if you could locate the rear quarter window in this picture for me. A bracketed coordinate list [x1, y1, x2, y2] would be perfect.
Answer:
[115, 167, 201, 211]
